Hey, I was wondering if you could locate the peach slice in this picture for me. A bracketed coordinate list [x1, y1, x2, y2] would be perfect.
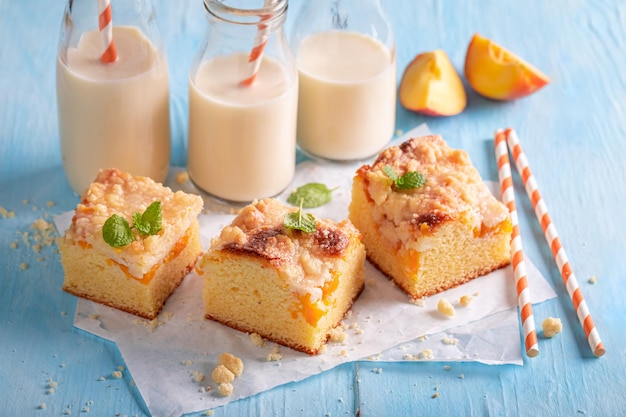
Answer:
[399, 49, 467, 116]
[464, 33, 549, 100]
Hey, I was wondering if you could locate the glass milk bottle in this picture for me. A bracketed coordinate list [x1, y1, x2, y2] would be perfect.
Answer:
[188, 0, 298, 203]
[290, 0, 396, 161]
[56, 0, 171, 195]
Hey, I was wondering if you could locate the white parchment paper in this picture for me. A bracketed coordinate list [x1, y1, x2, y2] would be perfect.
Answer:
[54, 124, 557, 417]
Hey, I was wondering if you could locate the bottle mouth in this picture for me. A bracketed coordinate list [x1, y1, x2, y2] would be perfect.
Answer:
[204, 0, 288, 25]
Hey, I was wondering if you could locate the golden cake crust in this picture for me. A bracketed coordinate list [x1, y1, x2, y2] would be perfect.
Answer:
[349, 135, 511, 299]
[356, 135, 509, 240]
[59, 168, 204, 319]
[67, 168, 203, 277]
[211, 198, 361, 300]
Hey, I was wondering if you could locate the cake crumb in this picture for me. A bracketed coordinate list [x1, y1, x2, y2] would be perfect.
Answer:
[542, 317, 562, 338]
[588, 276, 597, 284]
[443, 365, 451, 371]
[371, 367, 383, 374]
[181, 360, 193, 366]
[266, 346, 282, 362]
[192, 370, 205, 383]
[218, 353, 244, 377]
[112, 370, 123, 379]
[250, 333, 265, 347]
[175, 171, 190, 184]
[211, 365, 234, 384]
[442, 336, 458, 345]
[38, 403, 47, 409]
[418, 349, 434, 360]
[410, 298, 425, 307]
[218, 382, 233, 397]
[459, 295, 473, 307]
[432, 392, 439, 399]
[20, 262, 29, 270]
[203, 411, 214, 416]
[329, 326, 348, 343]
[0, 206, 15, 218]
[437, 298, 455, 317]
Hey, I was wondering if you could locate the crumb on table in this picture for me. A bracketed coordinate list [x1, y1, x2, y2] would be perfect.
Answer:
[541, 317, 562, 338]
[437, 298, 455, 317]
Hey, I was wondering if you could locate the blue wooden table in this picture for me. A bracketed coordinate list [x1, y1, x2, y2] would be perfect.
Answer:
[2, 1, 625, 416]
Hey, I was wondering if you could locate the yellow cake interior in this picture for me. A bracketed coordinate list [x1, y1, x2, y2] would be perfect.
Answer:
[199, 198, 365, 355]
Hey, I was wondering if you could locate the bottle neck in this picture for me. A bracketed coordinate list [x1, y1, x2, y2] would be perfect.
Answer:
[204, 0, 288, 28]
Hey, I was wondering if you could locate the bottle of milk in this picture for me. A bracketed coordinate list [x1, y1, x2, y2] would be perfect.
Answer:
[56, 0, 171, 195]
[188, 0, 298, 203]
[290, 0, 396, 161]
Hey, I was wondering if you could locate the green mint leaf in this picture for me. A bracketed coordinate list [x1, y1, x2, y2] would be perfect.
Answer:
[137, 201, 162, 236]
[287, 183, 336, 208]
[383, 165, 399, 182]
[133, 211, 148, 235]
[102, 214, 134, 248]
[284, 212, 317, 233]
[284, 201, 317, 233]
[395, 171, 426, 189]
[102, 201, 162, 248]
[383, 165, 426, 190]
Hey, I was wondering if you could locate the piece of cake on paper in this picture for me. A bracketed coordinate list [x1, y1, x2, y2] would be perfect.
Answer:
[198, 198, 365, 355]
[59, 168, 204, 320]
[349, 135, 512, 300]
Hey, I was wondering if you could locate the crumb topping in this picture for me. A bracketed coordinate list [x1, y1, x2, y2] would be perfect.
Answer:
[357, 135, 509, 251]
[64, 168, 203, 277]
[210, 198, 361, 301]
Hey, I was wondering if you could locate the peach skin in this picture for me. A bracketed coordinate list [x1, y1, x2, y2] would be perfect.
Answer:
[399, 49, 467, 116]
[464, 33, 549, 100]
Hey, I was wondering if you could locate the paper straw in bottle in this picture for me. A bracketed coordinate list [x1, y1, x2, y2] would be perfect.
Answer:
[494, 129, 539, 358]
[240, 0, 274, 86]
[505, 128, 605, 357]
[98, 0, 118, 63]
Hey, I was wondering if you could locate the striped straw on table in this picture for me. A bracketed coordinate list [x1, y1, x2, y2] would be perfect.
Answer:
[494, 129, 539, 358]
[98, 0, 118, 63]
[505, 128, 605, 357]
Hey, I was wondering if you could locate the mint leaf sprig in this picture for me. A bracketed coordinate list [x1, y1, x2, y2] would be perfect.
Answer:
[102, 201, 163, 248]
[287, 183, 337, 208]
[284, 199, 317, 234]
[383, 165, 426, 190]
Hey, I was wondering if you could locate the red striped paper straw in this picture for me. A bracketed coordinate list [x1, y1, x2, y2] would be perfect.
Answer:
[240, 0, 273, 86]
[98, 0, 118, 64]
[494, 129, 539, 358]
[505, 128, 605, 357]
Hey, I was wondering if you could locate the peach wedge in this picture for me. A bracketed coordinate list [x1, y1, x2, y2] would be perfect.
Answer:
[399, 49, 467, 116]
[464, 33, 549, 101]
